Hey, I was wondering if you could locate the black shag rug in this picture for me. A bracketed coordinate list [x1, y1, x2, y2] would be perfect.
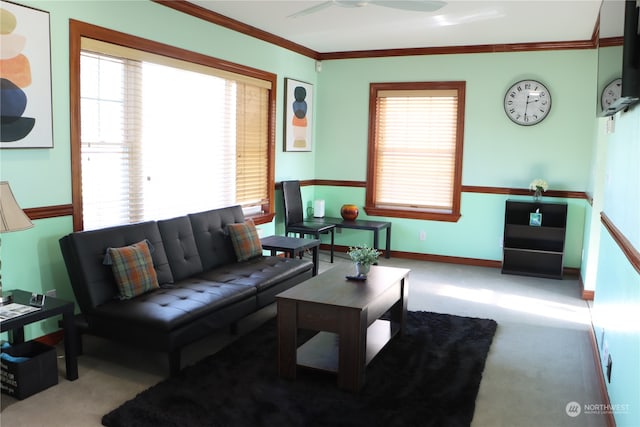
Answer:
[103, 311, 497, 427]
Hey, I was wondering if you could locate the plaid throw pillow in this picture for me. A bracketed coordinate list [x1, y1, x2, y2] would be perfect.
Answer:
[228, 220, 262, 262]
[106, 240, 159, 299]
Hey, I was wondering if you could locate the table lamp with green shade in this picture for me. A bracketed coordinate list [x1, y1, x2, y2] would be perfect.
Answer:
[0, 181, 35, 304]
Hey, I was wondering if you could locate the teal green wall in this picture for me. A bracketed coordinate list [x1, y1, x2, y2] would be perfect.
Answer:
[310, 187, 585, 266]
[0, 0, 317, 338]
[308, 49, 595, 262]
[592, 106, 640, 426]
[0, 0, 595, 334]
[582, 117, 609, 292]
[601, 110, 640, 247]
[597, 45, 623, 113]
[592, 229, 640, 427]
[0, 217, 74, 334]
[2, 2, 638, 422]
[315, 50, 597, 189]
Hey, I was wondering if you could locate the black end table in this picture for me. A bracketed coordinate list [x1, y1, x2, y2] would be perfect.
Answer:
[308, 217, 392, 258]
[261, 235, 321, 276]
[1, 290, 78, 381]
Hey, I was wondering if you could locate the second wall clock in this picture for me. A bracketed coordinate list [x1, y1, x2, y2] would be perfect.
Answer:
[601, 78, 622, 111]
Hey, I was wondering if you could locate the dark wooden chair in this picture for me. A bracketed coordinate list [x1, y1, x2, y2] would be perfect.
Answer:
[282, 180, 334, 263]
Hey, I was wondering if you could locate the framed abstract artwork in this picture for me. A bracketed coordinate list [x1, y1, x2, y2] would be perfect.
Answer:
[284, 78, 313, 152]
[0, 1, 53, 148]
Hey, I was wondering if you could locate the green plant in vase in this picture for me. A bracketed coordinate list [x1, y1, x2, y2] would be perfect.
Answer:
[347, 244, 381, 277]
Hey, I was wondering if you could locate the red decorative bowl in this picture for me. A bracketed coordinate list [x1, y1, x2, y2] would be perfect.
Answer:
[340, 204, 359, 221]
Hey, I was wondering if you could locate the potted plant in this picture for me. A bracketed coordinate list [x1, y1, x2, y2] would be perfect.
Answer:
[347, 244, 381, 277]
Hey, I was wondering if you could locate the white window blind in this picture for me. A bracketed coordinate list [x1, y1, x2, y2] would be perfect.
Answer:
[80, 40, 270, 230]
[373, 88, 459, 214]
[81, 52, 144, 228]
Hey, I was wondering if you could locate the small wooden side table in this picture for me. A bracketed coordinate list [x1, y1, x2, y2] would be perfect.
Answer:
[261, 235, 321, 276]
[0, 290, 78, 381]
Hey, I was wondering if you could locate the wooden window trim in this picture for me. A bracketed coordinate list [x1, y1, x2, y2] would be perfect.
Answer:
[69, 20, 276, 231]
[365, 81, 465, 222]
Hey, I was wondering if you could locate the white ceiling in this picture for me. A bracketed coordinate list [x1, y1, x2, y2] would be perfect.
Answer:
[189, 0, 625, 53]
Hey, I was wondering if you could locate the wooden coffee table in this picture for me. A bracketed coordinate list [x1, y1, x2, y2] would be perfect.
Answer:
[276, 264, 409, 392]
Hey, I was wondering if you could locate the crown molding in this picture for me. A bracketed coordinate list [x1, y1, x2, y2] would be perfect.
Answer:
[152, 0, 320, 59]
[156, 1, 597, 61]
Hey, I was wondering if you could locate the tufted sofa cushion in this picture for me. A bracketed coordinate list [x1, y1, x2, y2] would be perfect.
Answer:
[89, 278, 256, 333]
[197, 256, 311, 291]
[60, 221, 174, 313]
[158, 215, 204, 281]
[198, 255, 315, 308]
[189, 206, 245, 270]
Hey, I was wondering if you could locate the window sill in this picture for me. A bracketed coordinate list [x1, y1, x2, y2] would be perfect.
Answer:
[364, 206, 461, 222]
[247, 212, 275, 225]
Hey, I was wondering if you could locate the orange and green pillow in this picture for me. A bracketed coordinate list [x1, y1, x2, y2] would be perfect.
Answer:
[104, 239, 159, 299]
[228, 220, 263, 262]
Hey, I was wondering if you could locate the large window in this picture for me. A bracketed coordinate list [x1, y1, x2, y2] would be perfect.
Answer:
[70, 21, 275, 231]
[366, 82, 465, 222]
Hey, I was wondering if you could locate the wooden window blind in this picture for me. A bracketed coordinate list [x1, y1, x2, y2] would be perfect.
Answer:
[366, 82, 465, 222]
[236, 83, 269, 211]
[79, 39, 271, 230]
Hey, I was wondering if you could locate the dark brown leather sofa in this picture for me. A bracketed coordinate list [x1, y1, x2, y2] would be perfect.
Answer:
[59, 205, 313, 375]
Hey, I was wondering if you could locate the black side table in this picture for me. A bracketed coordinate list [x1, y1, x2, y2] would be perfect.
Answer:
[308, 217, 392, 258]
[1, 290, 78, 381]
[261, 235, 321, 276]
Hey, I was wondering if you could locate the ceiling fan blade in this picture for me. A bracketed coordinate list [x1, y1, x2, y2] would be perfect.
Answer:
[370, 0, 446, 12]
[287, 1, 334, 18]
[334, 1, 370, 7]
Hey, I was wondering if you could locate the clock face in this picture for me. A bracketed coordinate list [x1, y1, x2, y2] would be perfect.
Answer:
[601, 78, 622, 110]
[504, 80, 552, 126]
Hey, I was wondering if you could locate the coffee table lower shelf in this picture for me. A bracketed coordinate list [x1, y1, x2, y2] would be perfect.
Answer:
[297, 319, 396, 373]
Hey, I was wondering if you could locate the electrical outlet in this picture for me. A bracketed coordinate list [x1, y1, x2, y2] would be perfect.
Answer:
[419, 231, 426, 241]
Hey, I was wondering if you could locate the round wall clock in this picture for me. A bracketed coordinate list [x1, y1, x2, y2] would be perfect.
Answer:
[601, 78, 622, 110]
[503, 79, 552, 126]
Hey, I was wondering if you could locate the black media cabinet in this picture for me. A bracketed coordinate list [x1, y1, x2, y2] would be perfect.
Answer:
[502, 200, 568, 279]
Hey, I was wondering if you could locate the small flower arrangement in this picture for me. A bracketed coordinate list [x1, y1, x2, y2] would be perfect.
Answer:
[529, 178, 548, 200]
[347, 244, 381, 266]
[529, 178, 549, 193]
